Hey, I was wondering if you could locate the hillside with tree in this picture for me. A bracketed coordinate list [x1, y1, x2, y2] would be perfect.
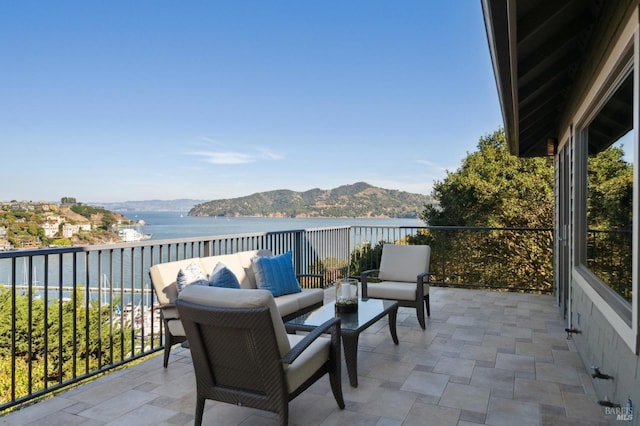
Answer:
[0, 200, 131, 249]
[189, 182, 431, 218]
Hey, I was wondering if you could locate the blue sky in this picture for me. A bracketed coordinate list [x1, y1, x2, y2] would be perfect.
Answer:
[1, 1, 503, 203]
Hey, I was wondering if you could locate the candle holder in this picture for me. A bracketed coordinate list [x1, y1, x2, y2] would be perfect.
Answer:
[335, 278, 358, 313]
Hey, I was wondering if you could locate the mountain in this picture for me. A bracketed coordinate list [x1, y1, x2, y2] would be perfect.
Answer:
[92, 199, 206, 212]
[189, 182, 432, 218]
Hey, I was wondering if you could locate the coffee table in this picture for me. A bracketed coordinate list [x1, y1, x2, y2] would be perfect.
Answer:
[285, 298, 399, 387]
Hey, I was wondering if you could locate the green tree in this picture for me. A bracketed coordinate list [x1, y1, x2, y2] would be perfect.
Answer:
[421, 129, 553, 228]
[586, 144, 633, 301]
[587, 144, 633, 229]
[350, 241, 386, 276]
[418, 129, 554, 291]
[0, 288, 136, 403]
[100, 211, 118, 230]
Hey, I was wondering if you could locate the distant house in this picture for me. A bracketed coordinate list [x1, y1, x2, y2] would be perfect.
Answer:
[0, 239, 12, 251]
[40, 215, 64, 238]
[39, 212, 92, 239]
[62, 224, 80, 238]
[483, 0, 639, 414]
[40, 222, 59, 238]
[45, 215, 64, 225]
[0, 226, 6, 239]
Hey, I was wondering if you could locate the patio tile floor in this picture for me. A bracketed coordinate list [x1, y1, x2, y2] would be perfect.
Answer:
[0, 287, 613, 425]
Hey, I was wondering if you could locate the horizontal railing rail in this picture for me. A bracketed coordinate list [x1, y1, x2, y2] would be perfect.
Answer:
[0, 225, 552, 412]
[349, 226, 554, 293]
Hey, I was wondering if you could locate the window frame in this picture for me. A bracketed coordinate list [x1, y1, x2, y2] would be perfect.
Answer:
[572, 18, 638, 352]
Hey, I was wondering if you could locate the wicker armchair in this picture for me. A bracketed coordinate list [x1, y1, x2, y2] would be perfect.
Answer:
[176, 285, 344, 426]
[361, 244, 431, 329]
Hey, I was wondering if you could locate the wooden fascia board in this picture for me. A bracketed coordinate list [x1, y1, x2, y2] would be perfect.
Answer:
[482, 0, 520, 155]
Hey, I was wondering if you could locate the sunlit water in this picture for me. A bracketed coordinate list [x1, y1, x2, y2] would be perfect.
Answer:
[125, 212, 423, 240]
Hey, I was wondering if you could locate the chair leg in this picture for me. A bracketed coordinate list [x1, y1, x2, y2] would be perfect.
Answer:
[195, 396, 205, 426]
[163, 342, 171, 368]
[278, 403, 289, 426]
[329, 367, 345, 409]
[417, 303, 426, 330]
[426, 294, 431, 317]
[162, 320, 173, 368]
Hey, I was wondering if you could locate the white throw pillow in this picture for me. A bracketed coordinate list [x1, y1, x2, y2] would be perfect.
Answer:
[176, 262, 208, 292]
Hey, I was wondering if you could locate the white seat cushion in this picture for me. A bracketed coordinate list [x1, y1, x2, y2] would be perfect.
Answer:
[293, 288, 324, 311]
[274, 292, 302, 317]
[365, 281, 428, 301]
[274, 288, 324, 317]
[284, 334, 330, 392]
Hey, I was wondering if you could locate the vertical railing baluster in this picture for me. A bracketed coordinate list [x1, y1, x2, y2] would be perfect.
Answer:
[108, 249, 114, 366]
[119, 247, 125, 362]
[71, 252, 77, 379]
[84, 251, 90, 375]
[57, 253, 63, 385]
[43, 255, 49, 391]
[10, 256, 16, 403]
[27, 256, 33, 395]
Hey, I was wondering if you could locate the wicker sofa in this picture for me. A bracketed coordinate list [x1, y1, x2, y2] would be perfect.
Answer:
[149, 249, 325, 367]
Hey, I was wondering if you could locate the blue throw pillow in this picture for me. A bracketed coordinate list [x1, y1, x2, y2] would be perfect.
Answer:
[176, 262, 208, 292]
[251, 251, 301, 297]
[208, 262, 241, 289]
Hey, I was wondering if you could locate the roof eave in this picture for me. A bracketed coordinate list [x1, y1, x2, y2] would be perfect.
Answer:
[482, 0, 519, 155]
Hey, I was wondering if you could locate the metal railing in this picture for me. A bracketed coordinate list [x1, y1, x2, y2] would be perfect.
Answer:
[587, 228, 632, 302]
[0, 225, 552, 411]
[350, 226, 554, 293]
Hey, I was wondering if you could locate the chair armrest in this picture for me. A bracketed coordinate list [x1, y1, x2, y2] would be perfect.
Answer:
[154, 302, 176, 310]
[361, 269, 380, 278]
[360, 269, 380, 284]
[417, 272, 435, 284]
[360, 269, 380, 298]
[282, 317, 341, 365]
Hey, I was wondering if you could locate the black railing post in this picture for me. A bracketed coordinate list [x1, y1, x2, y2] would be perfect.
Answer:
[294, 230, 303, 275]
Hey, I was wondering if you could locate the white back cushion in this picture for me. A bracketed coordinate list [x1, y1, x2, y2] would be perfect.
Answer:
[378, 244, 431, 283]
[199, 250, 273, 289]
[150, 258, 206, 305]
[178, 285, 291, 357]
[200, 253, 246, 287]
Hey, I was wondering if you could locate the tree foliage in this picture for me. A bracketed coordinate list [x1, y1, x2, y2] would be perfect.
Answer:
[586, 144, 633, 301]
[587, 144, 633, 230]
[421, 129, 553, 228]
[415, 129, 555, 292]
[0, 288, 135, 404]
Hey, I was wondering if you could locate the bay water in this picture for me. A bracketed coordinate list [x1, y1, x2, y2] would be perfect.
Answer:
[123, 212, 424, 240]
[2, 213, 423, 304]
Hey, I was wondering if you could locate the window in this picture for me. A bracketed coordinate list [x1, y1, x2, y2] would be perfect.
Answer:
[584, 69, 634, 308]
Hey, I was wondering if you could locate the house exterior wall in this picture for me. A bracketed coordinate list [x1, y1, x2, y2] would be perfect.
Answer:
[571, 283, 639, 420]
[556, 2, 640, 418]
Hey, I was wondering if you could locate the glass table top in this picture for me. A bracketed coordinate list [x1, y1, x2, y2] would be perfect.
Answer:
[286, 298, 398, 332]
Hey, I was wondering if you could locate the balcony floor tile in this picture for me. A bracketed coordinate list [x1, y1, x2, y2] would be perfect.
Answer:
[0, 287, 611, 426]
